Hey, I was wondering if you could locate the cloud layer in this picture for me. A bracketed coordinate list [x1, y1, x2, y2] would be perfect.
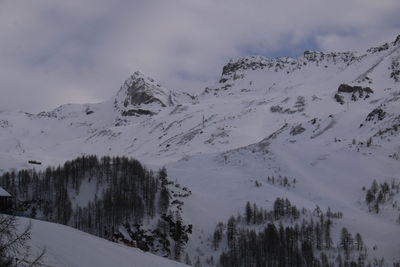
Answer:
[1, 0, 399, 112]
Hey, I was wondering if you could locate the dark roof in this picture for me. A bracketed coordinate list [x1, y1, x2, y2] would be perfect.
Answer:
[0, 186, 11, 197]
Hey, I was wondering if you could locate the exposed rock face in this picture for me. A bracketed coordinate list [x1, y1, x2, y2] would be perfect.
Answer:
[390, 58, 400, 82]
[114, 71, 175, 115]
[337, 84, 373, 94]
[394, 34, 400, 46]
[290, 124, 306, 135]
[334, 93, 345, 105]
[334, 84, 374, 104]
[123, 78, 165, 107]
[121, 109, 155, 117]
[366, 108, 386, 122]
[367, 43, 390, 53]
[303, 51, 357, 64]
[221, 56, 269, 79]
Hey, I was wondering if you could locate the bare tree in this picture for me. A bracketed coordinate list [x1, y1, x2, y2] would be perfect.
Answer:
[0, 215, 45, 267]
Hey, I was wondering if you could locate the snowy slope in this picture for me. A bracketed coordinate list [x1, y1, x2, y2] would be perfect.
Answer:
[1, 35, 400, 265]
[17, 216, 187, 267]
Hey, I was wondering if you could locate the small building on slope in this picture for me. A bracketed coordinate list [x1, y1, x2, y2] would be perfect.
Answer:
[0, 186, 13, 214]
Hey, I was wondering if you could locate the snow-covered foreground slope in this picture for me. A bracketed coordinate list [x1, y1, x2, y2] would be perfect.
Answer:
[1, 35, 400, 265]
[17, 216, 187, 267]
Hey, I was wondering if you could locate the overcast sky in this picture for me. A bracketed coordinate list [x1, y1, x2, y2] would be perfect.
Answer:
[1, 0, 399, 112]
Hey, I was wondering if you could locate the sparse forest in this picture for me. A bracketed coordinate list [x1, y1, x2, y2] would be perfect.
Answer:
[364, 179, 400, 217]
[0, 155, 192, 260]
[209, 199, 386, 267]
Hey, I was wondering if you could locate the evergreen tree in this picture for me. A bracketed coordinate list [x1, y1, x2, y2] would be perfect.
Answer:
[365, 189, 375, 207]
[355, 233, 363, 251]
[212, 222, 223, 250]
[245, 202, 252, 225]
[226, 216, 237, 249]
[158, 187, 170, 214]
[340, 227, 353, 259]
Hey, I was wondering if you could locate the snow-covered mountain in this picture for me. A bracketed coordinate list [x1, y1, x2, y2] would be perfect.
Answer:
[1, 35, 400, 265]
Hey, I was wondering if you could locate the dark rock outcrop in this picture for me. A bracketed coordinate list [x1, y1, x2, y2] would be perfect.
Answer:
[337, 84, 373, 94]
[366, 108, 386, 122]
[334, 93, 345, 105]
[334, 84, 374, 104]
[290, 124, 306, 135]
[121, 109, 155, 117]
[367, 43, 390, 53]
[394, 34, 400, 46]
[390, 59, 400, 82]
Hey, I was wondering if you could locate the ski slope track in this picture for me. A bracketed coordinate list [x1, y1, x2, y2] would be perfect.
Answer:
[1, 35, 400, 265]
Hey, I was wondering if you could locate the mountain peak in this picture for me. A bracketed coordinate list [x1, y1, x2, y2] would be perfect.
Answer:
[114, 71, 175, 114]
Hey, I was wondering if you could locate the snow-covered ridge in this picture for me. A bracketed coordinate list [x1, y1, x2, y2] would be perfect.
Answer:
[220, 51, 358, 80]
[219, 34, 400, 85]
